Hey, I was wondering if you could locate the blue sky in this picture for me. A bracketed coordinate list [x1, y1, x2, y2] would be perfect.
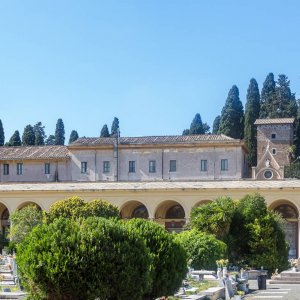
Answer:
[0, 1, 300, 142]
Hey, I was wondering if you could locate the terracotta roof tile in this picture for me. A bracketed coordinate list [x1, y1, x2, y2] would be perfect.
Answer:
[254, 118, 294, 125]
[0, 146, 69, 161]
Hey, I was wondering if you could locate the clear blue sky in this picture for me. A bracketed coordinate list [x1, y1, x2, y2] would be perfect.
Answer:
[0, 0, 300, 142]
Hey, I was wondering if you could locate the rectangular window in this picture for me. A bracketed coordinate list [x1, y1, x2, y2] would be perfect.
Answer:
[221, 159, 228, 171]
[129, 161, 136, 173]
[81, 162, 87, 173]
[169, 160, 176, 172]
[45, 163, 50, 174]
[271, 133, 276, 139]
[17, 163, 23, 175]
[149, 160, 156, 173]
[3, 164, 9, 175]
[272, 148, 277, 155]
[103, 161, 110, 173]
[200, 160, 208, 171]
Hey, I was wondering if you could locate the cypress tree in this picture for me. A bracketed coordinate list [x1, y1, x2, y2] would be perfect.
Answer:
[190, 113, 204, 134]
[34, 122, 46, 145]
[55, 118, 65, 145]
[45, 135, 56, 145]
[9, 130, 21, 146]
[219, 85, 244, 139]
[260, 73, 276, 118]
[111, 117, 120, 137]
[100, 124, 110, 137]
[22, 125, 35, 146]
[69, 130, 79, 144]
[212, 116, 221, 134]
[244, 78, 260, 167]
[0, 120, 4, 146]
[182, 129, 190, 136]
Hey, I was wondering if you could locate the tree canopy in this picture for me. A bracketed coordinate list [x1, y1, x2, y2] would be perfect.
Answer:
[22, 125, 35, 146]
[69, 130, 79, 144]
[212, 115, 221, 134]
[0, 119, 4, 146]
[111, 117, 120, 137]
[34, 122, 46, 145]
[100, 124, 110, 137]
[8, 130, 21, 146]
[54, 118, 65, 145]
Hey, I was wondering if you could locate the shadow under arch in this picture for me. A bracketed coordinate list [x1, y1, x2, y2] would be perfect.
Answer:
[269, 199, 299, 258]
[120, 200, 149, 219]
[193, 199, 212, 208]
[154, 200, 186, 233]
[0, 203, 10, 237]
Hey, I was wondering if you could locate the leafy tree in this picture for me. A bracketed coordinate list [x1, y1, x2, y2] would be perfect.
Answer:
[190, 197, 236, 240]
[17, 217, 151, 300]
[177, 229, 227, 270]
[45, 134, 55, 145]
[126, 219, 187, 300]
[212, 115, 221, 134]
[182, 129, 190, 135]
[111, 117, 120, 137]
[8, 130, 21, 146]
[22, 124, 35, 146]
[54, 118, 65, 145]
[9, 204, 43, 245]
[244, 78, 260, 167]
[47, 196, 120, 222]
[69, 130, 79, 144]
[0, 119, 4, 146]
[100, 124, 110, 137]
[203, 122, 210, 134]
[33, 122, 46, 145]
[219, 85, 244, 139]
[260, 73, 276, 118]
[190, 113, 204, 134]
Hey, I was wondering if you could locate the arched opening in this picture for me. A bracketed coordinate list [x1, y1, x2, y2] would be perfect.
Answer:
[155, 200, 185, 233]
[0, 204, 10, 237]
[120, 201, 149, 219]
[194, 200, 212, 208]
[17, 202, 42, 211]
[271, 201, 299, 258]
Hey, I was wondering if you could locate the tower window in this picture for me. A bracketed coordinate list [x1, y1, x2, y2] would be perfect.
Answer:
[272, 148, 276, 155]
[271, 133, 276, 139]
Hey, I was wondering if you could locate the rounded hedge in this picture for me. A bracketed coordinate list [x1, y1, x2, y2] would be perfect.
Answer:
[17, 217, 151, 300]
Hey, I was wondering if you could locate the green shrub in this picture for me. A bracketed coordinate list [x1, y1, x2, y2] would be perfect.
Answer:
[126, 219, 187, 299]
[17, 217, 151, 300]
[177, 229, 227, 270]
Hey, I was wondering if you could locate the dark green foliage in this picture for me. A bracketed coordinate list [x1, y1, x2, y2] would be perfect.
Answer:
[203, 122, 210, 134]
[17, 217, 151, 300]
[177, 229, 227, 270]
[8, 130, 21, 146]
[212, 115, 221, 134]
[33, 122, 46, 145]
[190, 197, 235, 240]
[54, 118, 65, 145]
[45, 134, 55, 145]
[111, 117, 120, 137]
[100, 124, 110, 137]
[47, 196, 120, 222]
[182, 129, 190, 135]
[0, 119, 4, 146]
[9, 204, 43, 244]
[126, 219, 187, 299]
[190, 113, 204, 134]
[260, 73, 276, 118]
[244, 78, 260, 167]
[284, 161, 300, 178]
[22, 124, 35, 146]
[69, 130, 79, 144]
[219, 85, 244, 139]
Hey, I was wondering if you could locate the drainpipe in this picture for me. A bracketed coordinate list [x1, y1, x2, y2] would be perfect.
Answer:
[94, 150, 97, 181]
[162, 149, 164, 180]
[114, 129, 120, 182]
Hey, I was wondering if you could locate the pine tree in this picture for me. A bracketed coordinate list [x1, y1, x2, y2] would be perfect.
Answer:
[100, 124, 110, 137]
[203, 123, 210, 134]
[212, 116, 221, 134]
[111, 117, 120, 137]
[219, 85, 244, 139]
[0, 120, 4, 146]
[45, 135, 56, 145]
[182, 129, 190, 136]
[190, 113, 204, 134]
[69, 130, 79, 144]
[8, 130, 21, 146]
[22, 125, 35, 146]
[260, 73, 276, 118]
[33, 122, 46, 145]
[244, 78, 260, 167]
[55, 118, 65, 145]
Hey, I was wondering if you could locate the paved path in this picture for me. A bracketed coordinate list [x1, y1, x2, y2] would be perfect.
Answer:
[245, 280, 300, 300]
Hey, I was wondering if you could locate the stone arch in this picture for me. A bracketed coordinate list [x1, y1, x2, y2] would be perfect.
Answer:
[17, 201, 43, 211]
[0, 203, 10, 237]
[269, 200, 299, 258]
[256, 167, 281, 180]
[120, 201, 149, 219]
[154, 200, 186, 232]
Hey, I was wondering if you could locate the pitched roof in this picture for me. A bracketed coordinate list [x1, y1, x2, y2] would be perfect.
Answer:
[70, 134, 239, 147]
[0, 146, 69, 161]
[254, 118, 294, 125]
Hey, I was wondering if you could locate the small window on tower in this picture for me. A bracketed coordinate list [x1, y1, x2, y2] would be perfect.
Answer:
[272, 148, 276, 155]
[271, 133, 276, 139]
